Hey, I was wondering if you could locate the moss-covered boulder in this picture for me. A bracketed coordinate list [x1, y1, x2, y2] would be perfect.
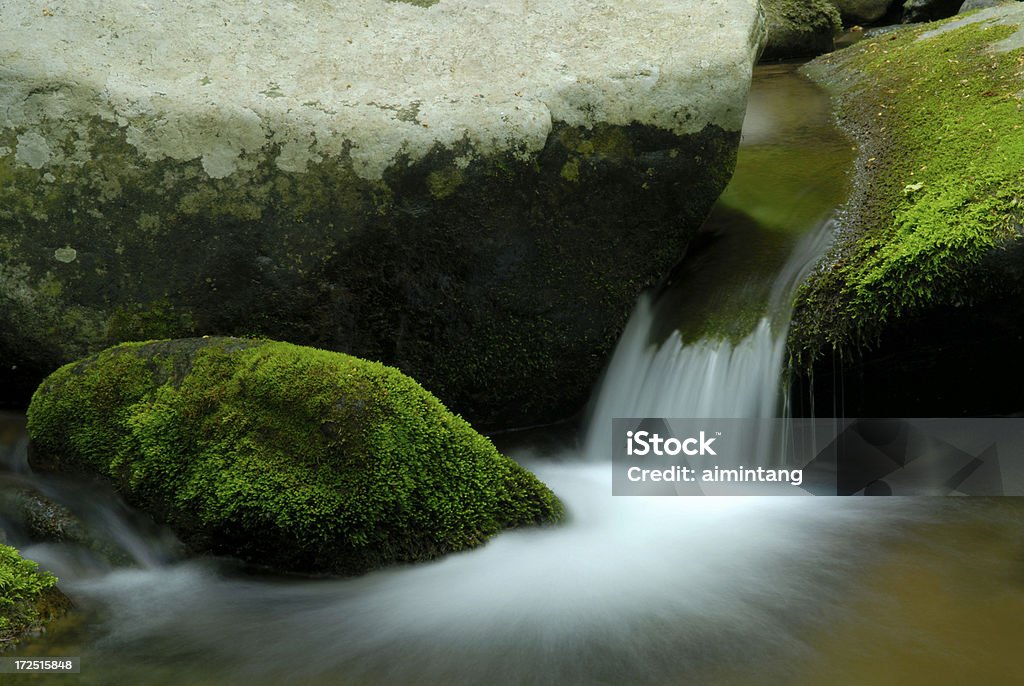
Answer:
[762, 0, 843, 59]
[0, 0, 767, 431]
[26, 338, 563, 575]
[0, 544, 71, 648]
[789, 6, 1024, 416]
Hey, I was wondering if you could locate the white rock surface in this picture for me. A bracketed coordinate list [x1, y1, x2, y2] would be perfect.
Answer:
[0, 0, 766, 181]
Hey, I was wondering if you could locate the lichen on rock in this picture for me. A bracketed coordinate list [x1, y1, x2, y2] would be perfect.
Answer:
[26, 337, 564, 575]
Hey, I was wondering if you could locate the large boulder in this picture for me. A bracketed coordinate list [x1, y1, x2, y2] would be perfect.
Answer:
[26, 338, 564, 575]
[789, 6, 1024, 417]
[0, 0, 767, 430]
[762, 0, 843, 58]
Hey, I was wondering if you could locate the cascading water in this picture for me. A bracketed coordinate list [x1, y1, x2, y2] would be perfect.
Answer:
[582, 219, 834, 463]
[1, 64, 974, 685]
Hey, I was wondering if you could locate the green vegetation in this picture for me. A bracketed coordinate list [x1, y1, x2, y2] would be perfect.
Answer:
[0, 544, 67, 646]
[26, 338, 563, 575]
[791, 18, 1024, 363]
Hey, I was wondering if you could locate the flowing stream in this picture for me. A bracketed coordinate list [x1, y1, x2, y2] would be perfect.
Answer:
[3, 64, 1023, 685]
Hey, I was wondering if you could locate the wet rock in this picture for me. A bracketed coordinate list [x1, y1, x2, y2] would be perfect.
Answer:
[0, 0, 767, 430]
[762, 0, 843, 59]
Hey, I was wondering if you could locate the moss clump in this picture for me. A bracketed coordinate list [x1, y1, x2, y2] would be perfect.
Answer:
[26, 338, 563, 575]
[0, 544, 70, 647]
[791, 17, 1024, 365]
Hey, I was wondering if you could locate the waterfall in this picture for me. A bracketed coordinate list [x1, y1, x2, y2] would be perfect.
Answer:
[583, 218, 835, 462]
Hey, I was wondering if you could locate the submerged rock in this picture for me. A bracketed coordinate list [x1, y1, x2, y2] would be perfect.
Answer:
[0, 0, 766, 430]
[789, 5, 1024, 416]
[26, 338, 564, 575]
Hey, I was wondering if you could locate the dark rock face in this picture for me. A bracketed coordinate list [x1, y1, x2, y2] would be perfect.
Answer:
[0, 121, 737, 430]
[761, 0, 843, 59]
[903, 0, 968, 21]
[789, 294, 1024, 419]
[834, 0, 900, 24]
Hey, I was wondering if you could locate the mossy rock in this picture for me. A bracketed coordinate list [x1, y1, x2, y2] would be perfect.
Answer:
[789, 6, 1024, 416]
[0, 544, 71, 648]
[26, 338, 564, 575]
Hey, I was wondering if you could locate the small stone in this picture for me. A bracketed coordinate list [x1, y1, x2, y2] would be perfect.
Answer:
[53, 246, 77, 263]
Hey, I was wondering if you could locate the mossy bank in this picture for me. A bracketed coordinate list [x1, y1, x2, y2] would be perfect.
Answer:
[789, 5, 1024, 416]
[0, 544, 70, 648]
[26, 338, 564, 575]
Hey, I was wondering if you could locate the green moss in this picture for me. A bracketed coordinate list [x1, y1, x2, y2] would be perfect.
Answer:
[558, 124, 636, 158]
[105, 298, 195, 343]
[0, 544, 68, 647]
[26, 338, 564, 575]
[426, 166, 464, 198]
[792, 18, 1024, 363]
[560, 158, 581, 182]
